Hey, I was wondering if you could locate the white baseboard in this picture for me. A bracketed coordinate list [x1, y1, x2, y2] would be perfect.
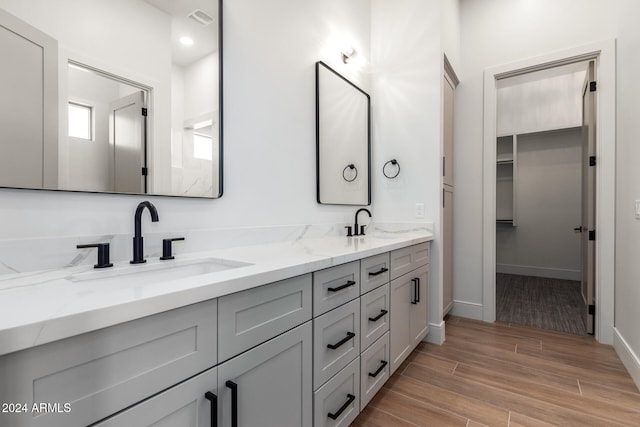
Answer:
[496, 263, 580, 281]
[450, 300, 483, 320]
[614, 328, 640, 392]
[424, 321, 445, 345]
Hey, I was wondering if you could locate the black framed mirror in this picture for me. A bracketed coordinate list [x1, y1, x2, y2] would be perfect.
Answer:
[0, 0, 223, 198]
[315, 61, 371, 205]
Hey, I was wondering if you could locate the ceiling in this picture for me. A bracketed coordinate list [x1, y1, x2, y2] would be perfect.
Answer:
[144, 0, 218, 67]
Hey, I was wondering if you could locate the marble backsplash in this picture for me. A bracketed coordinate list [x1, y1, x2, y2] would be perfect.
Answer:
[0, 222, 432, 275]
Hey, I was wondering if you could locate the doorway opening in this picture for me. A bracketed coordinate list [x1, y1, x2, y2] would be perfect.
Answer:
[494, 61, 594, 336]
[482, 40, 616, 344]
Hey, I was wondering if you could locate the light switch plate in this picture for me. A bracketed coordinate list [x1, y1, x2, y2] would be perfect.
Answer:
[415, 203, 425, 219]
[635, 200, 640, 219]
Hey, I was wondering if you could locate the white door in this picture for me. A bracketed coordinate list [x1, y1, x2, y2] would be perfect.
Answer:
[109, 91, 146, 193]
[581, 62, 597, 334]
[0, 9, 57, 188]
[443, 187, 454, 315]
[389, 274, 413, 374]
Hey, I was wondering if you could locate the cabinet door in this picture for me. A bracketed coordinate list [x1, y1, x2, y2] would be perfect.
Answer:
[94, 368, 218, 427]
[218, 322, 312, 427]
[443, 187, 454, 315]
[443, 73, 455, 187]
[389, 274, 413, 375]
[410, 265, 430, 347]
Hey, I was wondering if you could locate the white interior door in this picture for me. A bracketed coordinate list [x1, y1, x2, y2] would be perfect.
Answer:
[581, 61, 597, 334]
[0, 9, 57, 189]
[109, 91, 146, 193]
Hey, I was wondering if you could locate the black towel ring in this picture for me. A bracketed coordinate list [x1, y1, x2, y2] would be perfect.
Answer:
[383, 159, 400, 179]
[343, 164, 358, 182]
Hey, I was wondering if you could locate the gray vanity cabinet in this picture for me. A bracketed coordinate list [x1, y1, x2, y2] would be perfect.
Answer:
[93, 368, 218, 427]
[217, 322, 313, 427]
[0, 299, 218, 427]
[389, 244, 430, 374]
[217, 273, 312, 362]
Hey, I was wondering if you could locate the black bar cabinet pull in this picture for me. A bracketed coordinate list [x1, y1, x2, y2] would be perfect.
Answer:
[416, 277, 420, 303]
[327, 332, 356, 350]
[225, 380, 238, 427]
[327, 393, 355, 420]
[368, 309, 388, 322]
[328, 280, 356, 292]
[204, 391, 218, 427]
[368, 360, 388, 378]
[368, 267, 388, 277]
[411, 278, 418, 304]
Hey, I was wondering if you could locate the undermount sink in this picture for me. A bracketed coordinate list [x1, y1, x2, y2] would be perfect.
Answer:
[67, 258, 252, 287]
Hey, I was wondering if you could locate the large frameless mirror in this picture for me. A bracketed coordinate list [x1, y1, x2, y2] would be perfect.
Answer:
[0, 0, 222, 198]
[315, 61, 370, 206]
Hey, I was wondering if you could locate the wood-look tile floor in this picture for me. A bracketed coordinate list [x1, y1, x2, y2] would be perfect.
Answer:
[352, 316, 640, 426]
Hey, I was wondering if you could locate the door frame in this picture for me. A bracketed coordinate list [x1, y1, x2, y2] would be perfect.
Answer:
[482, 39, 616, 344]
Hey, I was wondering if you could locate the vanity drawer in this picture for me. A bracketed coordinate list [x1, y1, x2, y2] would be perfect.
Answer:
[360, 332, 390, 409]
[314, 356, 360, 427]
[360, 252, 390, 294]
[313, 261, 360, 316]
[218, 273, 312, 361]
[390, 242, 430, 279]
[0, 299, 217, 427]
[313, 298, 360, 388]
[360, 283, 390, 352]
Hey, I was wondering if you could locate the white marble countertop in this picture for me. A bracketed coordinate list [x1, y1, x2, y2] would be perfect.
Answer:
[0, 230, 432, 356]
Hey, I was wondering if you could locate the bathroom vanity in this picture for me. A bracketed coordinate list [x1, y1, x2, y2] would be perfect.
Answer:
[0, 232, 431, 427]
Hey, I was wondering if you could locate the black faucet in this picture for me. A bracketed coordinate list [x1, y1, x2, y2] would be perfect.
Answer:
[353, 208, 372, 236]
[130, 201, 159, 264]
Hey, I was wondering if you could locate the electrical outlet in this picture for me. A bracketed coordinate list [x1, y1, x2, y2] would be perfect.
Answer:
[635, 200, 640, 219]
[415, 203, 425, 219]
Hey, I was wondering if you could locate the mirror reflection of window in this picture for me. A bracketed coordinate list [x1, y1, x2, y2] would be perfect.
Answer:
[193, 133, 213, 160]
[68, 102, 92, 140]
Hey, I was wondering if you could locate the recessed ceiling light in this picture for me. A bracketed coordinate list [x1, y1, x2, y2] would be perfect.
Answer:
[179, 36, 194, 46]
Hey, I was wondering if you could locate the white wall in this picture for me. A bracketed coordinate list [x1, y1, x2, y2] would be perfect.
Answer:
[371, 0, 445, 339]
[497, 128, 582, 280]
[614, 0, 640, 388]
[458, 0, 640, 385]
[456, 0, 617, 308]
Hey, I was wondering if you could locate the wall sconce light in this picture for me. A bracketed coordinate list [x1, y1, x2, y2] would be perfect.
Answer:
[341, 47, 356, 64]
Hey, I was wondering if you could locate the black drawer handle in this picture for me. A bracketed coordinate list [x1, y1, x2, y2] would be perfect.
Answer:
[328, 280, 356, 292]
[368, 360, 388, 378]
[368, 309, 388, 322]
[204, 391, 218, 427]
[416, 277, 420, 303]
[328, 393, 356, 420]
[225, 380, 238, 427]
[411, 278, 418, 304]
[368, 267, 388, 277]
[327, 332, 356, 350]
